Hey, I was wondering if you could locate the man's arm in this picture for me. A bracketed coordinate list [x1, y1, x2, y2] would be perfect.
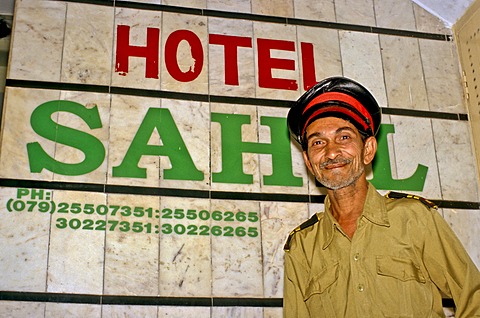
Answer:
[423, 209, 480, 317]
[283, 251, 310, 318]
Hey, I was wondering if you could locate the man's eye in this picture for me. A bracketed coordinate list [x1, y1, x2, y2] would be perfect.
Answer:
[312, 140, 323, 146]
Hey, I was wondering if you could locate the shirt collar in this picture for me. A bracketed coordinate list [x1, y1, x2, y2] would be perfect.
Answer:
[321, 182, 390, 249]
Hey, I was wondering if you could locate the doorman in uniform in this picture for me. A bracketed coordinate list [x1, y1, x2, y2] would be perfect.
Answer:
[283, 76, 480, 317]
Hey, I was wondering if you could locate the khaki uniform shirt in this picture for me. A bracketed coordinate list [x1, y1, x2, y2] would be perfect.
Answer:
[284, 184, 480, 317]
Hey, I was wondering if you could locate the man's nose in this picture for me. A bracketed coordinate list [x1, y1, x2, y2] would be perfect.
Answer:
[324, 142, 341, 159]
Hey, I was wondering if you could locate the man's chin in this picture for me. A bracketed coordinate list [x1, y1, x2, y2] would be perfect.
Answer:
[317, 171, 364, 191]
[317, 179, 350, 190]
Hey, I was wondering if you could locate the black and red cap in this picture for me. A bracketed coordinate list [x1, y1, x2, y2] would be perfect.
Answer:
[287, 76, 382, 147]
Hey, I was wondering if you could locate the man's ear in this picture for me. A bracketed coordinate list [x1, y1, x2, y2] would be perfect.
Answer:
[302, 151, 314, 175]
[363, 136, 377, 165]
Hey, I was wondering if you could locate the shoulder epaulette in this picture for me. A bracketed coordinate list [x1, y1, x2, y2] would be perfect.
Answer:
[284, 213, 319, 251]
[385, 191, 438, 210]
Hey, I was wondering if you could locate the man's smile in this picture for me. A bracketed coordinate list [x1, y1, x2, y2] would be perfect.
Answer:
[320, 158, 351, 170]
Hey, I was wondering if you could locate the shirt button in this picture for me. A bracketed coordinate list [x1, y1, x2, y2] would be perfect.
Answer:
[353, 253, 360, 261]
[357, 284, 365, 292]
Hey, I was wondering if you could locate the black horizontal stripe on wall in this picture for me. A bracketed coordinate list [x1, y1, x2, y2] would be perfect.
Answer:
[381, 107, 469, 121]
[1, 178, 478, 210]
[0, 291, 455, 308]
[5, 79, 468, 122]
[54, 0, 452, 41]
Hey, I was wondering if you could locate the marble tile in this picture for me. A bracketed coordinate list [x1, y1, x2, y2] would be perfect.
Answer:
[374, 0, 416, 31]
[8, 0, 66, 82]
[0, 187, 50, 291]
[432, 119, 478, 202]
[61, 3, 114, 85]
[419, 39, 465, 114]
[380, 36, 429, 111]
[388, 116, 441, 198]
[159, 99, 210, 190]
[107, 94, 161, 187]
[293, 0, 336, 22]
[45, 303, 102, 317]
[309, 203, 325, 216]
[158, 197, 212, 297]
[208, 17, 255, 97]
[210, 103, 260, 193]
[413, 3, 452, 35]
[160, 12, 208, 94]
[0, 87, 60, 181]
[112, 8, 162, 90]
[158, 306, 211, 317]
[0, 301, 45, 317]
[212, 307, 264, 318]
[295, 26, 342, 90]
[163, 0, 206, 8]
[256, 106, 308, 194]
[103, 193, 160, 296]
[252, 0, 294, 17]
[207, 0, 251, 12]
[211, 199, 263, 297]
[51, 91, 111, 184]
[335, 0, 376, 26]
[339, 31, 388, 107]
[443, 209, 480, 270]
[253, 22, 300, 100]
[102, 305, 158, 317]
[47, 191, 106, 294]
[261, 201, 310, 298]
[263, 307, 283, 318]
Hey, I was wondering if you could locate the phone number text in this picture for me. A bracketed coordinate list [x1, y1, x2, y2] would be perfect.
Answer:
[55, 218, 259, 237]
[6, 199, 259, 222]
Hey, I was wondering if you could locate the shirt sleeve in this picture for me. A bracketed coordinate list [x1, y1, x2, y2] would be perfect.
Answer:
[283, 250, 311, 318]
[422, 208, 480, 317]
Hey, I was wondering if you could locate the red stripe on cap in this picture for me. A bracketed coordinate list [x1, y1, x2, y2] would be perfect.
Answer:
[301, 91, 374, 135]
[302, 106, 370, 137]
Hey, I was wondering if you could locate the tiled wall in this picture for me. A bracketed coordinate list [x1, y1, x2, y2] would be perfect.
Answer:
[0, 0, 479, 317]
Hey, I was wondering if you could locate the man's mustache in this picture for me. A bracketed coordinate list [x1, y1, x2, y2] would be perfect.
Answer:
[319, 158, 352, 169]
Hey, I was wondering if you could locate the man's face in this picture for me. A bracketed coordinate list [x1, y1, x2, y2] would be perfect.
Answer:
[302, 117, 376, 190]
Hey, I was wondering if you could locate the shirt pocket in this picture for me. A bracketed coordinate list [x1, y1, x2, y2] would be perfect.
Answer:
[376, 256, 432, 317]
[304, 262, 339, 300]
[376, 255, 426, 283]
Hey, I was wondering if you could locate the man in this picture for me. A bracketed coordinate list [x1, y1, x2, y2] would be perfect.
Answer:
[283, 76, 480, 317]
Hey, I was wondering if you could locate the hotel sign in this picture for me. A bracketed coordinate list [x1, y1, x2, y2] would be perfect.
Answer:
[13, 22, 427, 191]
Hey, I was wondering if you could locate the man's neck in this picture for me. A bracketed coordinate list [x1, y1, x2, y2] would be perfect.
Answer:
[327, 178, 369, 238]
